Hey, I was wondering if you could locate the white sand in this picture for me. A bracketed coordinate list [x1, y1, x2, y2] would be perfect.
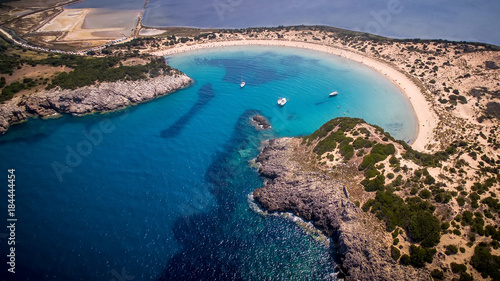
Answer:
[152, 40, 437, 151]
[38, 9, 91, 32]
[139, 29, 166, 36]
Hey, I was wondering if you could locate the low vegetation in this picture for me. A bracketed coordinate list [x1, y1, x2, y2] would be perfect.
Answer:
[301, 117, 500, 279]
[45, 56, 172, 90]
[0, 35, 176, 103]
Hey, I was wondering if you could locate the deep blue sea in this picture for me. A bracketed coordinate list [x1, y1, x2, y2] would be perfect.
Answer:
[0, 46, 417, 280]
[69, 0, 500, 46]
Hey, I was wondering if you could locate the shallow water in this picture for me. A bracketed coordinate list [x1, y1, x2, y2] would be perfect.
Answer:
[0, 46, 417, 280]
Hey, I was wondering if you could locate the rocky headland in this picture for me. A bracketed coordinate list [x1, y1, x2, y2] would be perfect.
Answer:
[253, 117, 500, 280]
[253, 137, 428, 280]
[0, 71, 192, 133]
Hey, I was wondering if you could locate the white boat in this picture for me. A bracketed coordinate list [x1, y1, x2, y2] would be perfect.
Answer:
[277, 97, 288, 106]
[240, 81, 246, 88]
[329, 91, 339, 97]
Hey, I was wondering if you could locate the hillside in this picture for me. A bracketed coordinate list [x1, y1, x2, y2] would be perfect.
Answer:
[254, 117, 500, 280]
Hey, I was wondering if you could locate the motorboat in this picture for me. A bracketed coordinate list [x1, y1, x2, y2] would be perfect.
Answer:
[329, 91, 339, 97]
[277, 97, 288, 106]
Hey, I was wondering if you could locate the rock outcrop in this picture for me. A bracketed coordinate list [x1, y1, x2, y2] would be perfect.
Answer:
[253, 137, 429, 281]
[251, 114, 271, 130]
[0, 72, 192, 133]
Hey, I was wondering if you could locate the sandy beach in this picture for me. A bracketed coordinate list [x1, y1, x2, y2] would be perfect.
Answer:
[152, 40, 436, 151]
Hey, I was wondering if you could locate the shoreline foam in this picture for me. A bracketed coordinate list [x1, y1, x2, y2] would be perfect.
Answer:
[152, 40, 437, 151]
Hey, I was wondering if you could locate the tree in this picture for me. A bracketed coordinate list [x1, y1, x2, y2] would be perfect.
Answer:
[391, 246, 401, 260]
[408, 211, 441, 247]
[470, 245, 500, 280]
[409, 245, 436, 267]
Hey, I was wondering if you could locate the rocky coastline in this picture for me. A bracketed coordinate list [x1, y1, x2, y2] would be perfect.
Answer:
[253, 137, 429, 281]
[0, 72, 192, 133]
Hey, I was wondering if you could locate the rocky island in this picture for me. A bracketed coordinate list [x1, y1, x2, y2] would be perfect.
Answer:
[251, 114, 272, 130]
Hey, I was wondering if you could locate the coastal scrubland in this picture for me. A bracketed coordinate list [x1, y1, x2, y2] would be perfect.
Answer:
[0, 33, 177, 103]
[295, 117, 500, 280]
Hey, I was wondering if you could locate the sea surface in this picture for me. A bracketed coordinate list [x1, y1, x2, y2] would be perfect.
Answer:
[0, 46, 417, 280]
[68, 0, 500, 46]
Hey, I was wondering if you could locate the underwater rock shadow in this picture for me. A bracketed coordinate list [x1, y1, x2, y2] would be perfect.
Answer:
[156, 110, 265, 281]
[160, 83, 215, 138]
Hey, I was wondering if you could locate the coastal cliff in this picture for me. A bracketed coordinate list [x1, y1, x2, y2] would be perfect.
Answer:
[253, 117, 500, 280]
[0, 72, 192, 133]
[253, 137, 429, 280]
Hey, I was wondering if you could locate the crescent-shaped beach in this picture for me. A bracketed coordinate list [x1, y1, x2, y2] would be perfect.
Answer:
[152, 39, 437, 151]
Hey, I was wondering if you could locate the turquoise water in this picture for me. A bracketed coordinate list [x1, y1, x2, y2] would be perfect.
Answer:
[0, 46, 416, 280]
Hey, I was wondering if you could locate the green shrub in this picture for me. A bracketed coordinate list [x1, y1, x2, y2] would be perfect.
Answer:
[434, 191, 452, 203]
[450, 262, 467, 274]
[361, 174, 385, 192]
[470, 244, 500, 280]
[459, 272, 473, 281]
[462, 210, 473, 225]
[46, 56, 171, 90]
[339, 143, 354, 161]
[359, 154, 377, 170]
[371, 143, 396, 156]
[353, 137, 370, 149]
[1, 81, 24, 103]
[364, 166, 380, 178]
[408, 211, 441, 247]
[400, 254, 410, 266]
[391, 246, 401, 261]
[359, 143, 395, 171]
[389, 155, 400, 165]
[409, 245, 436, 267]
[445, 245, 458, 255]
[424, 175, 436, 185]
[392, 175, 403, 187]
[419, 189, 431, 199]
[366, 191, 441, 247]
[431, 269, 444, 279]
[441, 222, 450, 230]
[458, 95, 467, 104]
[362, 199, 374, 212]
